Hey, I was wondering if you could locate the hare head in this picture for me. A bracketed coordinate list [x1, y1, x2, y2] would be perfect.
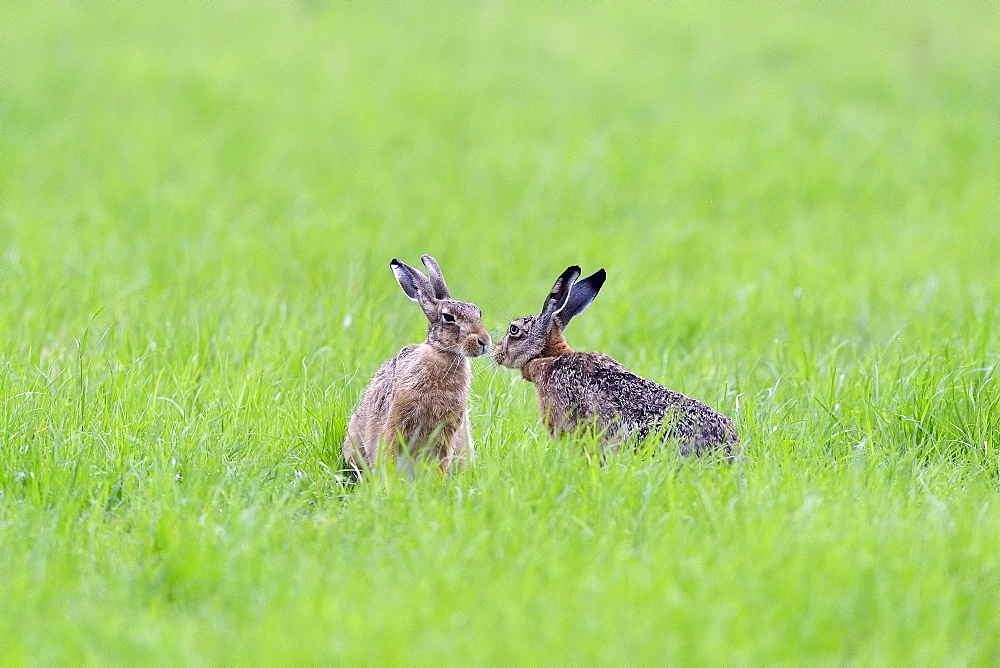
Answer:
[391, 254, 491, 357]
[494, 265, 606, 370]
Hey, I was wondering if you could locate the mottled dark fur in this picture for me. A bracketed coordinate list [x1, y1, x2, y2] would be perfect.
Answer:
[495, 266, 738, 457]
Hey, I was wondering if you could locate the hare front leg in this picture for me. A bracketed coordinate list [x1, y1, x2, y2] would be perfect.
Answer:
[440, 411, 473, 472]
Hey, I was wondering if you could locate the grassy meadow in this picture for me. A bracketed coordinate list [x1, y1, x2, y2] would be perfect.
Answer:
[2, 2, 1000, 663]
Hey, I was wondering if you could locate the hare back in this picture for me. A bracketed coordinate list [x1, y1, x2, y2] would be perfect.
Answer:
[528, 351, 737, 457]
[343, 345, 415, 470]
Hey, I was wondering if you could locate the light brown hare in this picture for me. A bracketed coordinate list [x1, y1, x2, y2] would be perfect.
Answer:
[494, 266, 737, 457]
[343, 255, 491, 476]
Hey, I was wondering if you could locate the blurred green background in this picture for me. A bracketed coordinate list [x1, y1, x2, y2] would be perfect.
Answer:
[1, 2, 999, 663]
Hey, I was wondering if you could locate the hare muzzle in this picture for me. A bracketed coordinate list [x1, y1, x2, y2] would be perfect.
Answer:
[465, 332, 491, 357]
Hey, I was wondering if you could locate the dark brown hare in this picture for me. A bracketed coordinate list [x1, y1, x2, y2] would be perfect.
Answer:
[495, 266, 737, 457]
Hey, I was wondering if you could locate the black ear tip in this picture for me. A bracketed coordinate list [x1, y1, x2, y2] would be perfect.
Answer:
[558, 265, 582, 284]
[420, 254, 442, 272]
[390, 259, 403, 269]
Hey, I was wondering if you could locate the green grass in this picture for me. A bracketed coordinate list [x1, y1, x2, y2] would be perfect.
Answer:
[2, 2, 1000, 663]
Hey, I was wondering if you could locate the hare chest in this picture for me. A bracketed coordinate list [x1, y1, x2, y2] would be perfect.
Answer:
[389, 345, 472, 457]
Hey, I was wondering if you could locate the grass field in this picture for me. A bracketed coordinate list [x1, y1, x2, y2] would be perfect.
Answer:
[2, 2, 1000, 663]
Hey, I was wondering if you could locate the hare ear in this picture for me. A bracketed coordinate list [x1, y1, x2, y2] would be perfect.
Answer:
[537, 266, 581, 332]
[390, 259, 437, 313]
[420, 254, 450, 300]
[556, 269, 606, 330]
[540, 266, 581, 317]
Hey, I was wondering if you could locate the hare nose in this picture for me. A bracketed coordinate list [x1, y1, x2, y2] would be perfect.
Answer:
[477, 337, 489, 354]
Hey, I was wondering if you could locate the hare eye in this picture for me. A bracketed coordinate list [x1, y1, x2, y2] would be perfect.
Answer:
[441, 312, 456, 323]
[509, 324, 521, 336]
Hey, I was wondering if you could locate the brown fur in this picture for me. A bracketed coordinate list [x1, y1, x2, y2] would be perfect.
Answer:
[521, 327, 570, 381]
[496, 268, 738, 457]
[344, 344, 474, 473]
[343, 256, 489, 476]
